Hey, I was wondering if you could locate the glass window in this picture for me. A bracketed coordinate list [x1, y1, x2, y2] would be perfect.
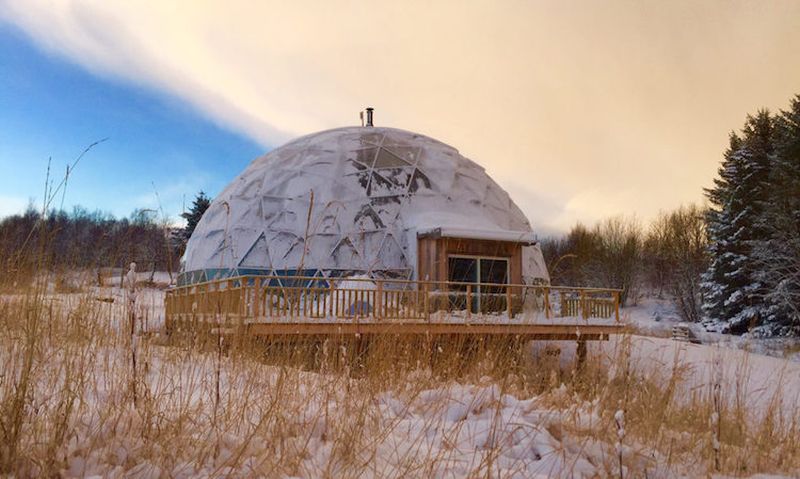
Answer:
[447, 255, 509, 313]
[448, 257, 478, 290]
[374, 148, 412, 168]
[480, 259, 508, 294]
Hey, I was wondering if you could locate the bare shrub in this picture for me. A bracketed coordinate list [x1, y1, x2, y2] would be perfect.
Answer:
[543, 217, 643, 306]
[644, 205, 709, 321]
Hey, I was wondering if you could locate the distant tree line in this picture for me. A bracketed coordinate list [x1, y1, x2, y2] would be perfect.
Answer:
[0, 191, 211, 285]
[540, 205, 708, 322]
[0, 205, 182, 280]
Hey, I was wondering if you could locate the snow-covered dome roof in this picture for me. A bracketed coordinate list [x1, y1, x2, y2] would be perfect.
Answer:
[180, 126, 537, 284]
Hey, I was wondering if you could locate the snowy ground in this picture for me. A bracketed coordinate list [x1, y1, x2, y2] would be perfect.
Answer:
[595, 335, 800, 416]
[68, 281, 800, 414]
[5, 281, 799, 478]
[46, 280, 800, 414]
[624, 297, 800, 363]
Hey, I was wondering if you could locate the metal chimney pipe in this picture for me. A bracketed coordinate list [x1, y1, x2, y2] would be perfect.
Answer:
[365, 107, 374, 127]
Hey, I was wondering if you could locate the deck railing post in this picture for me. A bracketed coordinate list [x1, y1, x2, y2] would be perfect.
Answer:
[329, 281, 335, 319]
[424, 283, 430, 322]
[466, 284, 472, 321]
[203, 283, 209, 322]
[165, 291, 171, 332]
[229, 279, 235, 317]
[222, 281, 227, 319]
[352, 289, 358, 325]
[376, 280, 383, 320]
[253, 277, 261, 319]
[239, 279, 246, 318]
[580, 289, 587, 320]
[217, 281, 222, 318]
[506, 284, 513, 320]
[209, 282, 215, 323]
[615, 291, 620, 323]
[544, 287, 551, 319]
[232, 279, 237, 317]
[232, 280, 238, 317]
[302, 282, 308, 318]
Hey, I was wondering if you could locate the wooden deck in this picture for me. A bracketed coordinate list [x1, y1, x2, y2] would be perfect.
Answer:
[165, 275, 624, 341]
[246, 322, 618, 340]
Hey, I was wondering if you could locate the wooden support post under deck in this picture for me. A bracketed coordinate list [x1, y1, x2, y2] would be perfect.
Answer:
[576, 339, 587, 369]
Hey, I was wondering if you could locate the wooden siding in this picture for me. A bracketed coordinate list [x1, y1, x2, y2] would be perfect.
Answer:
[417, 237, 523, 285]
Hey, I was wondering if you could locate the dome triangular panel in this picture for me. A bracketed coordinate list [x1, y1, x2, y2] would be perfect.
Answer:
[182, 126, 542, 284]
[239, 232, 272, 269]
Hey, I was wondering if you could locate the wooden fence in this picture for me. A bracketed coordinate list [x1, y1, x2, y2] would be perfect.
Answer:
[165, 275, 621, 328]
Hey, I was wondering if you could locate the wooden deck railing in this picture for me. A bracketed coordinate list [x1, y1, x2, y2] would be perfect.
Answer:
[164, 275, 621, 328]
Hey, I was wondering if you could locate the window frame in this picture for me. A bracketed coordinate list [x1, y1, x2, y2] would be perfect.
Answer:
[447, 254, 510, 312]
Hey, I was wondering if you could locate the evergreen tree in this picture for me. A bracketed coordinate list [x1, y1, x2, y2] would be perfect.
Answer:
[181, 191, 211, 241]
[755, 96, 800, 335]
[702, 133, 743, 329]
[702, 111, 774, 333]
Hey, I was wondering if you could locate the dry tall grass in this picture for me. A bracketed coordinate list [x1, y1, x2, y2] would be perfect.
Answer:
[1, 267, 799, 477]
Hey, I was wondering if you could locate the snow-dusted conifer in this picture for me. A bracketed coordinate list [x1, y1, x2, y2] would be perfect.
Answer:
[702, 133, 744, 329]
[755, 96, 800, 335]
[702, 112, 775, 333]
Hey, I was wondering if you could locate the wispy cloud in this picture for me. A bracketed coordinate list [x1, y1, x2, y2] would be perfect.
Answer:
[2, 0, 799, 231]
[129, 171, 211, 222]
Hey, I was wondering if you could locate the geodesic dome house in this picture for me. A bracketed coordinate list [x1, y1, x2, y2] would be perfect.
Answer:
[178, 121, 549, 287]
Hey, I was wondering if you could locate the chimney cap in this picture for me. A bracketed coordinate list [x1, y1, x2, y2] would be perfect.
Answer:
[365, 107, 374, 127]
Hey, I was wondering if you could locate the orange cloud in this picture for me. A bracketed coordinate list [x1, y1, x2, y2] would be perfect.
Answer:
[3, 0, 799, 233]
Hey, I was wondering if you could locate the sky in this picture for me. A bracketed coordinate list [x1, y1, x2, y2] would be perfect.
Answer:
[1, 1, 799, 234]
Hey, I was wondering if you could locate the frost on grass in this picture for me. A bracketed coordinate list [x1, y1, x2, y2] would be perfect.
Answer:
[2, 284, 800, 478]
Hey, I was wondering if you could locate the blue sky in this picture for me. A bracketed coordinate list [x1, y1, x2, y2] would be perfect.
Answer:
[1, 2, 798, 232]
[0, 23, 264, 222]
